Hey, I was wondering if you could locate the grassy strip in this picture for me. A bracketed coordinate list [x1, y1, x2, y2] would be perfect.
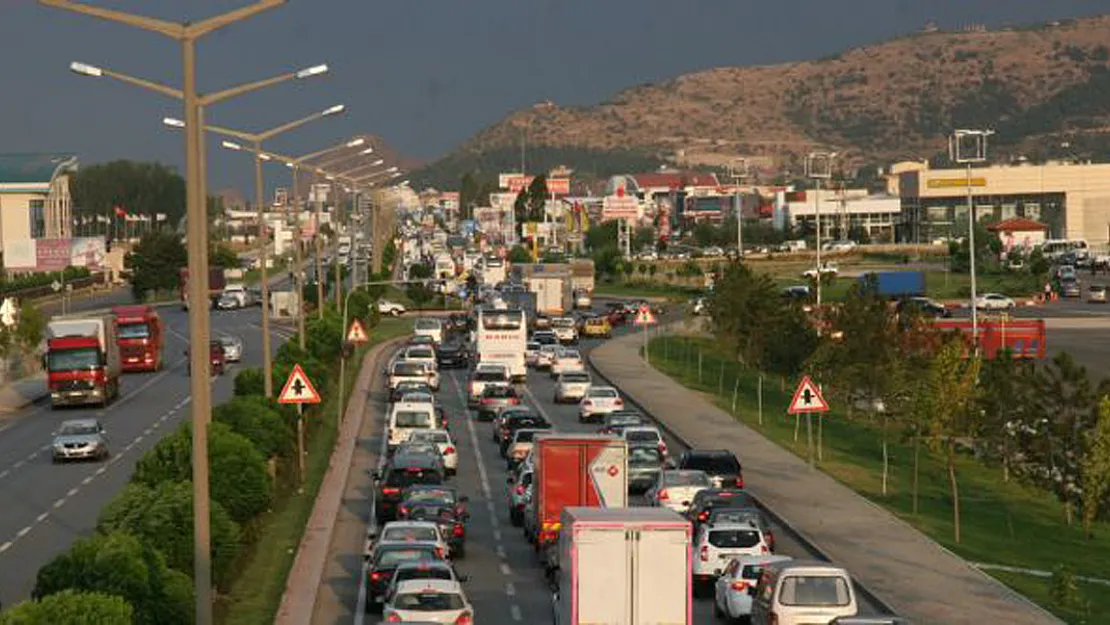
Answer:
[594, 281, 703, 301]
[647, 335, 1110, 623]
[217, 317, 412, 624]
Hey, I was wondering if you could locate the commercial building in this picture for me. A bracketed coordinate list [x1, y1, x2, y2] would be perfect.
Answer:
[898, 161, 1110, 247]
[773, 188, 901, 242]
[0, 153, 78, 254]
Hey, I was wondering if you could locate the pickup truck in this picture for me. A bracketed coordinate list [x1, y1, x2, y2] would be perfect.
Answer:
[802, 262, 838, 279]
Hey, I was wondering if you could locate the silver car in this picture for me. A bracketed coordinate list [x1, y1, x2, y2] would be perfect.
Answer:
[218, 335, 243, 362]
[52, 418, 109, 462]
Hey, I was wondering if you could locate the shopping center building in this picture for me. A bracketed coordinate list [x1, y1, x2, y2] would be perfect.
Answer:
[898, 161, 1110, 248]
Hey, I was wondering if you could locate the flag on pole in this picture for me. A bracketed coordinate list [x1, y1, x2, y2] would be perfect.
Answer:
[113, 206, 127, 218]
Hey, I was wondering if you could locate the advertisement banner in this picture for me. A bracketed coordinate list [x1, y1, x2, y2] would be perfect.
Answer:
[70, 237, 107, 270]
[601, 195, 639, 221]
[36, 239, 71, 272]
[547, 178, 571, 195]
[442, 191, 460, 211]
[3, 239, 36, 270]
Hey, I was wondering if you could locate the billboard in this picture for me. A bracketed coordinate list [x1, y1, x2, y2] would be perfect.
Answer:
[3, 237, 108, 272]
[473, 207, 511, 241]
[36, 239, 71, 272]
[601, 195, 639, 221]
[547, 178, 571, 195]
[70, 237, 107, 270]
[442, 191, 460, 211]
[3, 239, 35, 270]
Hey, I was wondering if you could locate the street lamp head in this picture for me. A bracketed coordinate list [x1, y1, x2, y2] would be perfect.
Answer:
[322, 104, 345, 116]
[259, 153, 272, 161]
[371, 158, 384, 166]
[162, 117, 186, 128]
[326, 175, 335, 181]
[221, 140, 243, 151]
[345, 138, 366, 148]
[285, 161, 295, 169]
[294, 64, 329, 79]
[387, 166, 399, 173]
[359, 147, 375, 155]
[69, 61, 103, 77]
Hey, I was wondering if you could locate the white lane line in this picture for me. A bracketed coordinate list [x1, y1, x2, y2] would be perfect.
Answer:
[26, 452, 38, 461]
[0, 470, 8, 480]
[496, 544, 506, 558]
[355, 357, 395, 625]
[52, 499, 65, 509]
[67, 487, 79, 497]
[449, 373, 493, 501]
[40, 444, 51, 452]
[36, 512, 48, 523]
[505, 582, 516, 596]
[519, 383, 556, 425]
[510, 605, 522, 621]
[81, 476, 94, 486]
[134, 435, 144, 444]
[0, 541, 10, 554]
[95, 467, 107, 476]
[499, 562, 512, 576]
[493, 528, 502, 542]
[16, 526, 31, 539]
[13, 460, 23, 469]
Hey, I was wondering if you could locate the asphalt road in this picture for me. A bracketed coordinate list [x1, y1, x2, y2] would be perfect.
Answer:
[348, 304, 884, 625]
[0, 302, 296, 606]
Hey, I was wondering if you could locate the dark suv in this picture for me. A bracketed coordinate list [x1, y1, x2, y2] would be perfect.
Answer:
[373, 455, 446, 522]
[677, 449, 743, 489]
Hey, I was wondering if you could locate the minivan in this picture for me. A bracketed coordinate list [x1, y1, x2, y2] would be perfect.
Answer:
[750, 560, 858, 625]
[387, 402, 437, 450]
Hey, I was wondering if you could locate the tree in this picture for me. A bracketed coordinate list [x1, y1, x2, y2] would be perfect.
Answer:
[125, 231, 187, 302]
[97, 482, 241, 590]
[70, 160, 186, 228]
[406, 263, 435, 308]
[208, 243, 238, 269]
[1082, 398, 1110, 537]
[33, 532, 193, 624]
[213, 396, 293, 459]
[0, 590, 134, 625]
[526, 174, 549, 221]
[508, 245, 532, 264]
[233, 367, 265, 397]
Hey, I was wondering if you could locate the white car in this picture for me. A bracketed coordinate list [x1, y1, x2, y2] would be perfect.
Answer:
[574, 290, 593, 309]
[387, 401, 437, 450]
[524, 341, 542, 367]
[646, 469, 711, 513]
[578, 386, 625, 423]
[620, 425, 667, 457]
[550, 348, 585, 378]
[377, 299, 407, 317]
[221, 283, 254, 308]
[550, 317, 579, 344]
[413, 318, 444, 344]
[714, 555, 793, 622]
[403, 345, 439, 372]
[692, 521, 772, 587]
[975, 293, 1016, 310]
[409, 429, 459, 475]
[383, 579, 474, 623]
[535, 344, 561, 370]
[692, 297, 708, 316]
[365, 520, 448, 560]
[467, 363, 511, 407]
[801, 262, 838, 279]
[553, 371, 592, 404]
[217, 335, 243, 362]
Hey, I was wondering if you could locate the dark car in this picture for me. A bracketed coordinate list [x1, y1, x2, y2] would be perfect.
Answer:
[373, 456, 447, 522]
[686, 489, 758, 527]
[444, 313, 470, 334]
[598, 410, 647, 435]
[390, 381, 434, 403]
[627, 444, 667, 494]
[397, 485, 470, 557]
[533, 313, 552, 330]
[476, 385, 521, 421]
[365, 542, 446, 613]
[186, 341, 226, 376]
[436, 342, 470, 368]
[497, 414, 552, 456]
[677, 449, 744, 489]
[897, 297, 951, 318]
[1061, 278, 1082, 298]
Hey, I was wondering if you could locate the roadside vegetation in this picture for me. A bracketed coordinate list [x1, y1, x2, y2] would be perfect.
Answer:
[648, 260, 1110, 623]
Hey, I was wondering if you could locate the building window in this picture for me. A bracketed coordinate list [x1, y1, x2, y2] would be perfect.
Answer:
[29, 199, 46, 239]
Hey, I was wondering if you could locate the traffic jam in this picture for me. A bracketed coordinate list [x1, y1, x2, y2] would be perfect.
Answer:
[362, 253, 874, 624]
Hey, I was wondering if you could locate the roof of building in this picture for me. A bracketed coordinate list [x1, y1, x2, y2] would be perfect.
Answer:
[985, 218, 1048, 232]
[632, 171, 719, 189]
[0, 153, 78, 184]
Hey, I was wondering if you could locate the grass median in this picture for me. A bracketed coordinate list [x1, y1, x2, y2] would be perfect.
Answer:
[217, 317, 412, 625]
[647, 335, 1110, 624]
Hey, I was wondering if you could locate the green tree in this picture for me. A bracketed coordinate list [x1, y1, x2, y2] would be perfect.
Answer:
[406, 262, 435, 308]
[233, 367, 265, 397]
[508, 245, 532, 264]
[0, 589, 134, 625]
[1082, 398, 1110, 537]
[97, 482, 241, 590]
[585, 220, 619, 251]
[213, 396, 293, 459]
[632, 226, 655, 253]
[208, 244, 238, 269]
[526, 174, 549, 221]
[33, 532, 193, 624]
[125, 231, 187, 302]
[70, 160, 186, 228]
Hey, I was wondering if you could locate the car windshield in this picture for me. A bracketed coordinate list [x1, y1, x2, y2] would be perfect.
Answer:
[400, 393, 433, 404]
[394, 363, 426, 376]
[629, 447, 662, 465]
[394, 411, 433, 428]
[116, 322, 150, 339]
[508, 417, 549, 430]
[551, 318, 574, 328]
[405, 488, 456, 505]
[412, 431, 449, 444]
[780, 575, 852, 607]
[708, 529, 761, 548]
[683, 454, 740, 474]
[625, 429, 660, 443]
[483, 386, 515, 398]
[385, 468, 442, 487]
[513, 430, 540, 443]
[407, 348, 435, 359]
[381, 526, 439, 542]
[559, 351, 581, 360]
[474, 370, 508, 382]
[609, 414, 644, 426]
[57, 422, 99, 436]
[375, 547, 439, 568]
[393, 591, 466, 611]
[666, 471, 710, 487]
[590, 388, 618, 399]
[711, 509, 761, 525]
[47, 347, 100, 372]
[414, 320, 441, 331]
[561, 373, 591, 383]
[526, 342, 540, 351]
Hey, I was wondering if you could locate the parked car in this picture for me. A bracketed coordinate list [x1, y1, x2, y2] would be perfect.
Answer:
[1090, 284, 1108, 303]
[377, 300, 407, 317]
[975, 292, 1016, 310]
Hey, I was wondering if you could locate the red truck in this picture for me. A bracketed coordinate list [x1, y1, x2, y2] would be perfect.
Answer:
[179, 267, 227, 310]
[928, 319, 1046, 359]
[45, 315, 122, 408]
[112, 305, 165, 372]
[526, 434, 628, 572]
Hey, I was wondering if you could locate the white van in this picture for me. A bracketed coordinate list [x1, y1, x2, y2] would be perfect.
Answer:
[413, 318, 444, 344]
[387, 402, 436, 450]
[750, 560, 858, 625]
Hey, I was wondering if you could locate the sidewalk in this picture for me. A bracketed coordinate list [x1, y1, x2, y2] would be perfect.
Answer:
[590, 329, 1061, 625]
[0, 373, 47, 415]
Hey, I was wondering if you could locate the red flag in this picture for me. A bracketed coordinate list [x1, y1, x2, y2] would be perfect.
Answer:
[114, 206, 127, 218]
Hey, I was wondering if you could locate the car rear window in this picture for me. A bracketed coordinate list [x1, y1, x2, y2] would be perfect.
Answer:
[560, 350, 581, 359]
[393, 591, 466, 611]
[475, 371, 508, 382]
[394, 567, 453, 584]
[610, 414, 644, 426]
[483, 386, 516, 398]
[394, 411, 433, 428]
[394, 363, 425, 376]
[667, 471, 710, 487]
[509, 417, 550, 430]
[375, 547, 438, 568]
[682, 453, 741, 474]
[708, 529, 761, 548]
[381, 527, 439, 542]
[385, 468, 442, 487]
[415, 319, 441, 330]
[628, 447, 662, 465]
[407, 347, 435, 359]
[779, 575, 852, 607]
[625, 429, 660, 443]
[590, 388, 618, 398]
[561, 373, 591, 383]
[514, 430, 539, 443]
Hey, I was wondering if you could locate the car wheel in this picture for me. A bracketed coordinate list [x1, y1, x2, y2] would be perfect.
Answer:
[510, 508, 523, 527]
[453, 543, 466, 559]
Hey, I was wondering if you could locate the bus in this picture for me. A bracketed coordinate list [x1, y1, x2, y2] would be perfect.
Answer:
[1039, 239, 1089, 260]
[476, 307, 527, 381]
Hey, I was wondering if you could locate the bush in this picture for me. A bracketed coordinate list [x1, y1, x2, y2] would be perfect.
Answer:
[133, 422, 273, 524]
[0, 589, 134, 625]
[213, 396, 293, 459]
[97, 482, 241, 590]
[233, 367, 265, 397]
[33, 532, 193, 625]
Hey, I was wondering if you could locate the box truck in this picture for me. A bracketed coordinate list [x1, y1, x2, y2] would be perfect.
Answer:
[552, 507, 692, 625]
[179, 267, 227, 310]
[45, 315, 122, 408]
[112, 305, 164, 372]
[858, 270, 926, 298]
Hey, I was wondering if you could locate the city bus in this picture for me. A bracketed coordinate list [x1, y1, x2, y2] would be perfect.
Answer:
[476, 306, 527, 381]
[1039, 239, 1089, 260]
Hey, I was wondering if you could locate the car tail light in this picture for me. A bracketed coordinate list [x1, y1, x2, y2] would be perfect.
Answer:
[385, 613, 402, 622]
[435, 547, 445, 558]
[658, 442, 668, 454]
[444, 446, 455, 455]
[381, 487, 400, 496]
[730, 580, 749, 592]
[453, 523, 464, 537]
[515, 484, 525, 495]
[761, 544, 770, 554]
[455, 613, 473, 625]
[614, 398, 624, 407]
[370, 571, 385, 583]
[398, 506, 410, 517]
[736, 476, 745, 488]
[657, 489, 669, 501]
[697, 511, 709, 523]
[510, 397, 520, 404]
[766, 531, 775, 550]
[699, 545, 709, 562]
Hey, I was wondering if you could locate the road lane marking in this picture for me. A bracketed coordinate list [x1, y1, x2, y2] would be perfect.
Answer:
[510, 605, 522, 621]
[52, 499, 65, 509]
[95, 467, 106, 476]
[16, 526, 31, 539]
[505, 582, 516, 596]
[354, 357, 396, 625]
[81, 476, 94, 485]
[496, 545, 506, 558]
[36, 512, 48, 523]
[67, 487, 78, 497]
[499, 562, 512, 576]
[26, 452, 37, 461]
[0, 470, 8, 479]
[493, 529, 502, 541]
[13, 460, 23, 469]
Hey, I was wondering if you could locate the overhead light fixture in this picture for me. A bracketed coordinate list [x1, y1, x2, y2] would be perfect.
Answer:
[322, 104, 345, 116]
[345, 138, 366, 148]
[222, 140, 243, 150]
[295, 64, 329, 79]
[69, 61, 103, 77]
[162, 117, 185, 128]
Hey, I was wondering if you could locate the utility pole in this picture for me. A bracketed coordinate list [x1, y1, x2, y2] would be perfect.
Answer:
[313, 173, 325, 318]
[951, 129, 993, 347]
[729, 158, 747, 258]
[806, 151, 836, 307]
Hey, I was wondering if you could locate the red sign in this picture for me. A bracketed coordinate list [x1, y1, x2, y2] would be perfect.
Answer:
[787, 376, 829, 414]
[507, 176, 534, 193]
[547, 178, 570, 195]
[36, 239, 70, 272]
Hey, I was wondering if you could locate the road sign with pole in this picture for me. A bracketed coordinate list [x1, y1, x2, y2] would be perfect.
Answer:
[278, 363, 321, 486]
[634, 304, 656, 362]
[788, 375, 829, 470]
[346, 318, 369, 343]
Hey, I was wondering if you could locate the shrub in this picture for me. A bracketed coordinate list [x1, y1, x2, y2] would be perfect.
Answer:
[97, 482, 241, 590]
[233, 367, 265, 397]
[134, 422, 273, 524]
[33, 532, 193, 625]
[0, 589, 134, 625]
[212, 396, 293, 459]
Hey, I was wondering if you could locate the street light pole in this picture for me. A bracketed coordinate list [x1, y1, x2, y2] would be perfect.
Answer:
[730, 158, 747, 258]
[806, 152, 836, 307]
[951, 129, 994, 347]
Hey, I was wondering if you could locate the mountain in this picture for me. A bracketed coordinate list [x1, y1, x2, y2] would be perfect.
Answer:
[444, 15, 1110, 177]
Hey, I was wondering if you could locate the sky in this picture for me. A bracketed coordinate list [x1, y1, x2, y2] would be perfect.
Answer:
[3, 0, 1109, 194]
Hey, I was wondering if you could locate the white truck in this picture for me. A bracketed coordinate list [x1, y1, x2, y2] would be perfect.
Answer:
[531, 275, 568, 315]
[552, 507, 692, 625]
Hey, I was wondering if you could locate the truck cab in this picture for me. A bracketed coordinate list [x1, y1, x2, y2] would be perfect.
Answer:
[112, 305, 164, 372]
[46, 316, 122, 408]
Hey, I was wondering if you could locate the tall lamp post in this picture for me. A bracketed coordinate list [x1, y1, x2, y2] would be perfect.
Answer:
[729, 158, 748, 258]
[42, 2, 289, 622]
[168, 102, 344, 396]
[950, 129, 993, 345]
[805, 151, 836, 307]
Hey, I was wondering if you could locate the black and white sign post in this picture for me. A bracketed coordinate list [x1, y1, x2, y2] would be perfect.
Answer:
[787, 375, 830, 469]
[633, 304, 657, 364]
[278, 364, 322, 486]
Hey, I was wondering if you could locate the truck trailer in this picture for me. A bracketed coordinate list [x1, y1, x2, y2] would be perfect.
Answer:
[179, 267, 227, 310]
[112, 305, 164, 372]
[45, 315, 122, 408]
[858, 270, 926, 298]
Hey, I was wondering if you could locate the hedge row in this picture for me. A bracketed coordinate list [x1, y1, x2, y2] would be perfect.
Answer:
[5, 296, 379, 622]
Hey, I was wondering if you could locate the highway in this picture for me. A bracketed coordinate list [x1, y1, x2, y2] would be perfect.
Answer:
[346, 303, 886, 625]
[0, 302, 294, 606]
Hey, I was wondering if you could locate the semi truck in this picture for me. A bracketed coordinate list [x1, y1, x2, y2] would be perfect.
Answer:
[527, 434, 628, 572]
[112, 305, 164, 372]
[179, 267, 227, 310]
[552, 507, 692, 625]
[45, 315, 122, 408]
[929, 318, 1046, 359]
[531, 274, 572, 315]
[859, 270, 926, 298]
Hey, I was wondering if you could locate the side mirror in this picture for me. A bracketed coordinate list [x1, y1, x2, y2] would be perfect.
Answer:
[506, 476, 514, 484]
[457, 573, 470, 582]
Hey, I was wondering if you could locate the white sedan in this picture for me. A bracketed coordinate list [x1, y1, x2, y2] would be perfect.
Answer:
[975, 293, 1016, 310]
[383, 579, 474, 623]
[550, 348, 585, 378]
[645, 469, 711, 513]
[714, 555, 793, 621]
[409, 429, 458, 475]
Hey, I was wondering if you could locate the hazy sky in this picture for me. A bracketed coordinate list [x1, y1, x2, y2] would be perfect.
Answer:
[3, 0, 1108, 192]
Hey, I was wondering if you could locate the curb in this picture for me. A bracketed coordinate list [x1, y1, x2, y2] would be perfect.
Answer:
[273, 335, 409, 625]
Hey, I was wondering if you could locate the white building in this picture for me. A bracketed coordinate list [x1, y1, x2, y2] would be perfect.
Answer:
[774, 188, 901, 242]
[0, 154, 78, 254]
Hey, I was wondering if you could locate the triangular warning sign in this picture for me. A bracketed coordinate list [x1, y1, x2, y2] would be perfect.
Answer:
[787, 375, 829, 414]
[278, 364, 322, 405]
[633, 305, 656, 325]
[347, 318, 369, 343]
